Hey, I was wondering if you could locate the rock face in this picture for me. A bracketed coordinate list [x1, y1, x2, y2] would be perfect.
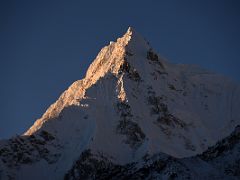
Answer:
[1, 27, 240, 179]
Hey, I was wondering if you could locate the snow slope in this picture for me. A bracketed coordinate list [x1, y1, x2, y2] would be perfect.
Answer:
[1, 27, 240, 179]
[64, 125, 240, 180]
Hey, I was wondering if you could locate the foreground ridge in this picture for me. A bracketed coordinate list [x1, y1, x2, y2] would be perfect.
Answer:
[64, 125, 240, 179]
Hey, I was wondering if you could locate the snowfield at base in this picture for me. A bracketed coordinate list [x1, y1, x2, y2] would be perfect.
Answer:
[1, 27, 240, 180]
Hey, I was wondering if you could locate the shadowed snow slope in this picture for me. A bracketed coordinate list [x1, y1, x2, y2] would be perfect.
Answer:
[1, 27, 240, 180]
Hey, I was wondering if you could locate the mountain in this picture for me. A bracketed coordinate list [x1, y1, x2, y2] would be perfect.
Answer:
[1, 27, 240, 179]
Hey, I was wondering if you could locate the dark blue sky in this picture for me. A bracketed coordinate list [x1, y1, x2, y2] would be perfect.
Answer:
[1, 0, 240, 139]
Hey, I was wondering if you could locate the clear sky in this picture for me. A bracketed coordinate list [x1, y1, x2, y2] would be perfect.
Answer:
[1, 0, 240, 139]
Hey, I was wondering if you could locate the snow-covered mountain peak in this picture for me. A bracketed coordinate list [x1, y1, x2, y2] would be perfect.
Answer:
[25, 27, 240, 158]
[1, 28, 240, 179]
[24, 27, 151, 135]
[126, 26, 134, 34]
[85, 27, 150, 80]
